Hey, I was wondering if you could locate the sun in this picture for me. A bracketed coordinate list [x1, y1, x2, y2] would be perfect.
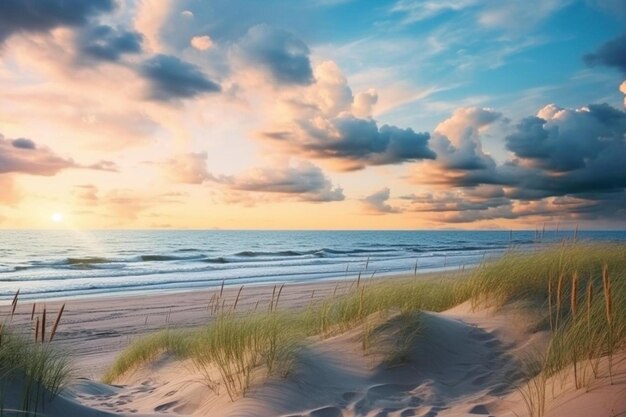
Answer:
[51, 212, 63, 223]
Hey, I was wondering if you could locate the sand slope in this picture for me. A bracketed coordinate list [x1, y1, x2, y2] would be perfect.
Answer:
[4, 299, 625, 416]
[69, 309, 538, 417]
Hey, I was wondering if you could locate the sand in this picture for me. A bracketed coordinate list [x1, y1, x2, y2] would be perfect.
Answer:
[2, 276, 625, 417]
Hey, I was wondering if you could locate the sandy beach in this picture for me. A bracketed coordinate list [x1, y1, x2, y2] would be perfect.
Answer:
[4, 277, 366, 378]
[2, 258, 625, 417]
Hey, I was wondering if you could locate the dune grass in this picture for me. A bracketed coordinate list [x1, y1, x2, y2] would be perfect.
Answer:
[0, 300, 71, 415]
[103, 241, 626, 405]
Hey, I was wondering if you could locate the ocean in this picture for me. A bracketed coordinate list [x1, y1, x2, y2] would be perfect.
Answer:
[1, 230, 624, 302]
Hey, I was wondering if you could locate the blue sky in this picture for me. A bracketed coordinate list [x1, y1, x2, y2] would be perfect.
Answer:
[0, 0, 625, 229]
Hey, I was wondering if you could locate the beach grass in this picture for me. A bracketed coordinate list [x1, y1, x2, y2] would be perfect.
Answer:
[0, 300, 71, 414]
[103, 241, 626, 403]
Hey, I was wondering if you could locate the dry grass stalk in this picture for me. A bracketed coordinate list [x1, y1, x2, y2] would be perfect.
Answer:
[220, 280, 225, 298]
[274, 284, 285, 311]
[571, 272, 578, 317]
[35, 316, 40, 343]
[269, 285, 277, 312]
[365, 257, 370, 270]
[356, 272, 362, 288]
[233, 286, 244, 311]
[602, 264, 614, 383]
[547, 273, 553, 332]
[41, 307, 47, 344]
[414, 258, 418, 276]
[602, 264, 612, 325]
[555, 273, 564, 330]
[10, 289, 20, 320]
[49, 304, 65, 342]
[208, 294, 216, 312]
[30, 303, 36, 321]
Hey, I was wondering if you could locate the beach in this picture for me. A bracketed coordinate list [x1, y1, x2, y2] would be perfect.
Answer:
[2, 244, 626, 417]
[4, 277, 369, 378]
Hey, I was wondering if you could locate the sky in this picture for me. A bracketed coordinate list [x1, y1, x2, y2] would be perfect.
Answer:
[0, 0, 625, 230]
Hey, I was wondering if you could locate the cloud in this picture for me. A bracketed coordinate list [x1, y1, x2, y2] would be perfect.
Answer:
[260, 61, 435, 170]
[0, 134, 118, 176]
[584, 33, 626, 74]
[0, 0, 115, 43]
[432, 107, 501, 170]
[140, 54, 221, 100]
[236, 24, 313, 85]
[362, 188, 400, 214]
[190, 35, 213, 51]
[506, 103, 626, 174]
[76, 24, 143, 62]
[390, 0, 478, 24]
[216, 161, 344, 202]
[73, 185, 185, 221]
[0, 134, 77, 175]
[161, 152, 211, 184]
[409, 98, 626, 223]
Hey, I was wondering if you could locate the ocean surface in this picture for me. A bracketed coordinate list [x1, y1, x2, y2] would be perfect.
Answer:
[1, 230, 625, 302]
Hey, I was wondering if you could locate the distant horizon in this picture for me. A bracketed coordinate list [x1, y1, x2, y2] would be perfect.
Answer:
[2, 227, 625, 232]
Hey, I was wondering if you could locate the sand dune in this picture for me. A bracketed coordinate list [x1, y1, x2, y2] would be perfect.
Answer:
[7, 301, 619, 417]
[2, 273, 625, 417]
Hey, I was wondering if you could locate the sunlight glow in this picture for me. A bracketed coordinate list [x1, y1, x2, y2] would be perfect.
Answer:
[51, 212, 63, 223]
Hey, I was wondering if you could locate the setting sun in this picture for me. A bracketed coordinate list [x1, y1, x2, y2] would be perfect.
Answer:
[51, 212, 63, 223]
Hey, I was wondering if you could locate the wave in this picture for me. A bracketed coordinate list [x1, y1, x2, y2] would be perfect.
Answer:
[233, 248, 397, 258]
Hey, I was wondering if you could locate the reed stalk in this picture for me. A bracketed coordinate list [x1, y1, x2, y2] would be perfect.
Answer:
[49, 304, 65, 342]
[233, 285, 244, 311]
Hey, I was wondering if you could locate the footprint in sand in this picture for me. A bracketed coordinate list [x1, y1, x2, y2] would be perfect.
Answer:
[400, 408, 417, 417]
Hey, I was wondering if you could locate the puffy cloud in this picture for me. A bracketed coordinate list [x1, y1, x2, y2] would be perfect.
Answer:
[76, 25, 143, 62]
[161, 152, 211, 184]
[584, 33, 626, 74]
[190, 35, 213, 51]
[260, 61, 435, 170]
[0, 0, 115, 43]
[236, 24, 313, 85]
[506, 103, 626, 173]
[406, 95, 626, 223]
[362, 188, 400, 214]
[352, 89, 378, 118]
[217, 161, 344, 202]
[432, 107, 501, 171]
[140, 54, 221, 100]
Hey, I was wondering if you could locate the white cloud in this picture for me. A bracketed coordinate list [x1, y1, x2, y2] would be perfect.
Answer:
[190, 35, 213, 51]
